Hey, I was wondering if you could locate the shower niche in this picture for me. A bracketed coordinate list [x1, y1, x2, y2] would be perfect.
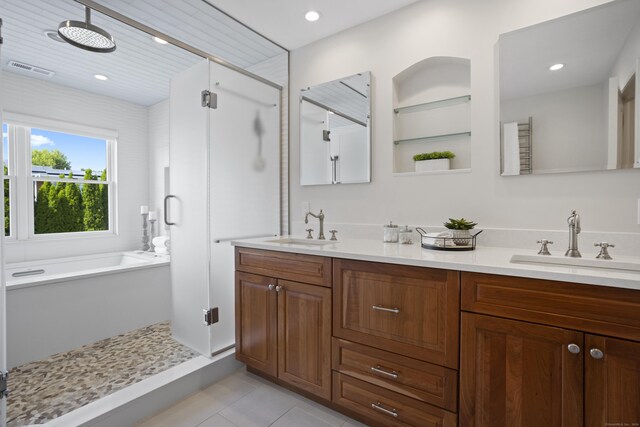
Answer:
[392, 56, 471, 175]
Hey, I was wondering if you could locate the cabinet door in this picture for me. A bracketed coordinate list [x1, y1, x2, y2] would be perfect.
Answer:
[460, 313, 583, 427]
[235, 272, 277, 376]
[586, 335, 640, 427]
[277, 279, 332, 399]
[333, 259, 459, 368]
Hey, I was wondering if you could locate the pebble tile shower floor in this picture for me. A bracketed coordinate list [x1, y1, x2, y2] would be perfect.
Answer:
[7, 321, 199, 426]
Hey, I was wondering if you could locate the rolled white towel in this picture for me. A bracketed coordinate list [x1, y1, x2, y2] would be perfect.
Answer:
[153, 236, 170, 248]
[423, 231, 452, 247]
[425, 231, 452, 238]
[153, 236, 170, 254]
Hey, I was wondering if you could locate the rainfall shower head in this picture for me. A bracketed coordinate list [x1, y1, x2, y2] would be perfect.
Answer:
[58, 6, 116, 53]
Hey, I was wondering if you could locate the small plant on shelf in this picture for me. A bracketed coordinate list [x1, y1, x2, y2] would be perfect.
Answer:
[413, 151, 455, 173]
[412, 151, 456, 161]
[443, 217, 477, 230]
[444, 217, 477, 246]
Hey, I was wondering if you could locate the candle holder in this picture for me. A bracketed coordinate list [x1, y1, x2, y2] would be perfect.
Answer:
[141, 213, 150, 251]
[148, 218, 157, 252]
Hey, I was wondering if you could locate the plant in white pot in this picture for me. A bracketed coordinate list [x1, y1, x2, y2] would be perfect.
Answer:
[444, 217, 477, 246]
[413, 151, 455, 172]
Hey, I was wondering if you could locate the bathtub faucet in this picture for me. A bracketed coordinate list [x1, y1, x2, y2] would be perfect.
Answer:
[304, 209, 325, 240]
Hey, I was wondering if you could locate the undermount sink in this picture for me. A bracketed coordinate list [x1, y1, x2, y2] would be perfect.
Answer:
[510, 254, 640, 273]
[265, 238, 334, 246]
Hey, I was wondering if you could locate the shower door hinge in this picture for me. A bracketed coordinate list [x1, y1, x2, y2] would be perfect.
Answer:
[203, 307, 219, 326]
[0, 370, 7, 399]
[201, 90, 217, 109]
[0, 18, 4, 45]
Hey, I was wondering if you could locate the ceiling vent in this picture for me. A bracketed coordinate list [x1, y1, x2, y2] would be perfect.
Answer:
[7, 61, 55, 77]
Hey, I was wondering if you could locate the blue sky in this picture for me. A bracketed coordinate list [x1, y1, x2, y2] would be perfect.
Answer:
[3, 123, 107, 172]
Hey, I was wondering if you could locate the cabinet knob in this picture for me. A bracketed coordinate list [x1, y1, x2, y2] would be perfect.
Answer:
[275, 285, 283, 292]
[590, 348, 604, 359]
[268, 284, 275, 291]
[567, 343, 581, 354]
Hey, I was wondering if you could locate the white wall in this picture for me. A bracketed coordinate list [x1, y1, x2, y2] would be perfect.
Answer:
[290, 0, 640, 238]
[501, 82, 608, 173]
[611, 17, 640, 90]
[148, 99, 170, 237]
[2, 73, 149, 263]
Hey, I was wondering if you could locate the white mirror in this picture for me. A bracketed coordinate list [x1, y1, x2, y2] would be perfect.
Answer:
[499, 0, 640, 175]
[300, 72, 371, 185]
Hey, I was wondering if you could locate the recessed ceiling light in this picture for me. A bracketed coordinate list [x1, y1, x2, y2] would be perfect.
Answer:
[305, 10, 320, 22]
[153, 36, 168, 45]
[94, 74, 108, 81]
[549, 63, 564, 71]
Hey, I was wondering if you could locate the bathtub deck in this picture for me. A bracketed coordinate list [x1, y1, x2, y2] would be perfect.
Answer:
[7, 321, 199, 427]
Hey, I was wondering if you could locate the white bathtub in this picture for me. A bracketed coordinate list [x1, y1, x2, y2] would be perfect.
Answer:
[6, 251, 172, 368]
[6, 251, 169, 289]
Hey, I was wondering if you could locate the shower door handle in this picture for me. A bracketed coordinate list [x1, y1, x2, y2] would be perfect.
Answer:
[164, 195, 177, 226]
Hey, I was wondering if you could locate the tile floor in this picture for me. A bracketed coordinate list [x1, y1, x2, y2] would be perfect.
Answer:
[136, 368, 369, 427]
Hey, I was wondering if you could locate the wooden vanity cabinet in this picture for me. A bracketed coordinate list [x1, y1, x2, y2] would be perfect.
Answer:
[461, 272, 640, 427]
[235, 248, 332, 399]
[332, 258, 459, 426]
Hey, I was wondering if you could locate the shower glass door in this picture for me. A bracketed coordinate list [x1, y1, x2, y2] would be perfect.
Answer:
[169, 59, 280, 356]
[169, 59, 212, 356]
[208, 61, 280, 355]
[0, 26, 7, 426]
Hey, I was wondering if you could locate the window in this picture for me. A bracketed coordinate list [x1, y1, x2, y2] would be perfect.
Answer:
[3, 115, 116, 239]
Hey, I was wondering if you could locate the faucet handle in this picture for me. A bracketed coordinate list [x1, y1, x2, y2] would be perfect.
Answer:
[594, 242, 614, 260]
[329, 230, 338, 241]
[305, 228, 314, 239]
[537, 239, 553, 255]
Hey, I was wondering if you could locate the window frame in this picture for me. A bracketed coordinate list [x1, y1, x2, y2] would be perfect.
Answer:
[3, 112, 118, 241]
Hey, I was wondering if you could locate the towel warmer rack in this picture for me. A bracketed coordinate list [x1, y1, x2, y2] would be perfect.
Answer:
[517, 117, 533, 174]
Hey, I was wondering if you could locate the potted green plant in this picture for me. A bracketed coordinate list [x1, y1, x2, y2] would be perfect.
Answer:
[413, 151, 455, 172]
[444, 217, 477, 245]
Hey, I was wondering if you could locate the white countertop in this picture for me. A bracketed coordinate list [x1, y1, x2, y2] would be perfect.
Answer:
[232, 236, 640, 291]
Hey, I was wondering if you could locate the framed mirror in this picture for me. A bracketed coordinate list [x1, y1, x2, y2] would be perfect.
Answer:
[499, 0, 640, 175]
[300, 72, 371, 185]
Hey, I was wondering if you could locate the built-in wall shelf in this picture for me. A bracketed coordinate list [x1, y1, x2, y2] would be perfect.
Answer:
[394, 131, 471, 145]
[393, 168, 472, 177]
[392, 56, 472, 174]
[394, 95, 471, 115]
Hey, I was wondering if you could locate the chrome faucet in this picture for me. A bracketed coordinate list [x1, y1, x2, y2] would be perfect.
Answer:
[565, 210, 582, 258]
[305, 209, 325, 240]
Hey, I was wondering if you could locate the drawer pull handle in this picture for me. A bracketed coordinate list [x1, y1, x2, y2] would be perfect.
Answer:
[372, 305, 400, 314]
[371, 365, 398, 379]
[371, 402, 398, 418]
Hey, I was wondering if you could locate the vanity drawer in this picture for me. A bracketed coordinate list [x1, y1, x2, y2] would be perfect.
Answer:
[333, 372, 457, 427]
[332, 338, 457, 411]
[333, 259, 459, 367]
[461, 272, 640, 341]
[235, 247, 331, 287]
